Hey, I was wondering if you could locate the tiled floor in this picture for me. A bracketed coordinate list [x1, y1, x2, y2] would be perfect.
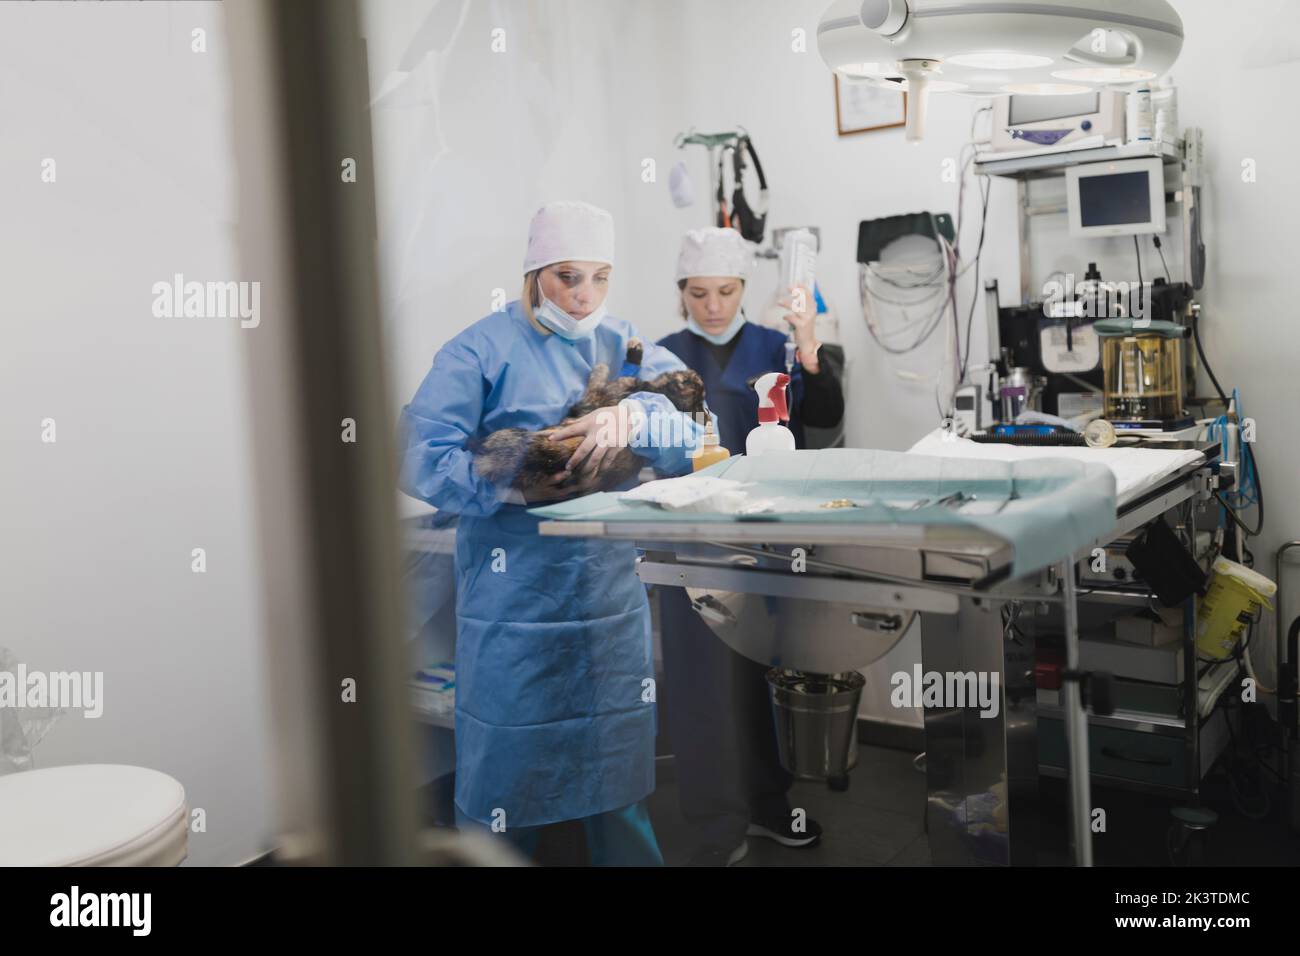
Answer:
[424, 741, 1300, 866]
[645, 744, 931, 867]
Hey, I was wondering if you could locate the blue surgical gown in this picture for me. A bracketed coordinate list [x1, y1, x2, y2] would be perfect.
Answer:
[398, 300, 707, 828]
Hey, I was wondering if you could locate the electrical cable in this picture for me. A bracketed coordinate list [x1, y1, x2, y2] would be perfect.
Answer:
[1240, 615, 1274, 695]
[861, 285, 949, 353]
[1218, 706, 1273, 820]
[861, 112, 993, 397]
[1133, 235, 1144, 317]
[1152, 235, 1172, 282]
[1215, 492, 1263, 539]
[958, 173, 991, 382]
[1242, 442, 1263, 535]
[1191, 307, 1229, 405]
[860, 236, 956, 355]
[949, 143, 980, 375]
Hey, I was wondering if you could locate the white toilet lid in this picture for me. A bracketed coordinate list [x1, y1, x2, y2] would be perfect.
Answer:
[0, 764, 188, 866]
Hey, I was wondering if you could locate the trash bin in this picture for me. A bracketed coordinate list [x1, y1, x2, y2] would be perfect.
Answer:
[766, 668, 865, 780]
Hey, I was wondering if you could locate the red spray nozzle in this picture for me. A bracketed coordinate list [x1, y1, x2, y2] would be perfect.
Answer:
[755, 372, 790, 423]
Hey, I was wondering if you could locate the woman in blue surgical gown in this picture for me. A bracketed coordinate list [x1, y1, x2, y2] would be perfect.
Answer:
[656, 227, 845, 866]
[398, 201, 707, 865]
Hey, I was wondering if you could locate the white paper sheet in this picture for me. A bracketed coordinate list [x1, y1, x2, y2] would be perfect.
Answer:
[908, 430, 1203, 507]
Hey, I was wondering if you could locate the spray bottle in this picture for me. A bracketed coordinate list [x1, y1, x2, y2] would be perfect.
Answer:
[746, 372, 795, 455]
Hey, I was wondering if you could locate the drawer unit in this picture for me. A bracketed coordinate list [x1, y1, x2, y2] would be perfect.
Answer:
[1040, 716, 1189, 792]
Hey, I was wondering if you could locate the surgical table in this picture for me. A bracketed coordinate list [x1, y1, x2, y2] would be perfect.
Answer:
[533, 440, 1224, 866]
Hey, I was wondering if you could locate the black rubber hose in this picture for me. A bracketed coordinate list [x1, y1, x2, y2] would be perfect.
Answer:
[1191, 308, 1229, 405]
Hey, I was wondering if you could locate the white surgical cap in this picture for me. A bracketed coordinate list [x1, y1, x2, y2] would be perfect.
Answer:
[676, 227, 752, 281]
[523, 200, 615, 274]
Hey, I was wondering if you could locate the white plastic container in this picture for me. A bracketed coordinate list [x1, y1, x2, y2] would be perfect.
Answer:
[1127, 87, 1153, 143]
[1152, 77, 1178, 146]
[746, 372, 796, 455]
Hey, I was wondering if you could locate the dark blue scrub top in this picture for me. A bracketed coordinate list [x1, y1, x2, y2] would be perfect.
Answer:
[657, 322, 807, 454]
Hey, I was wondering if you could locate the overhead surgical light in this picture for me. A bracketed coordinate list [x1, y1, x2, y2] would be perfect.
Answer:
[1003, 81, 1093, 95]
[818, 0, 1184, 142]
[1052, 66, 1160, 82]
[947, 51, 1054, 70]
[839, 61, 900, 79]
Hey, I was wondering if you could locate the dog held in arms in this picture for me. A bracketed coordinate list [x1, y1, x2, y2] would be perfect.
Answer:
[471, 340, 706, 493]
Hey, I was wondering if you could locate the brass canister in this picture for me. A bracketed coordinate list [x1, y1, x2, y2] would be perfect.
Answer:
[1096, 320, 1186, 422]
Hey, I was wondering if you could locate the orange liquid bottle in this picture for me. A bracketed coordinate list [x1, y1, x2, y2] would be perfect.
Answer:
[692, 420, 731, 472]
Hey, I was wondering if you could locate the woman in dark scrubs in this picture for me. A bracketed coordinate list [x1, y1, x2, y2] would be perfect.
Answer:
[656, 227, 845, 866]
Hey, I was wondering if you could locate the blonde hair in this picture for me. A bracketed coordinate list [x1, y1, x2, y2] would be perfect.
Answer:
[522, 270, 542, 326]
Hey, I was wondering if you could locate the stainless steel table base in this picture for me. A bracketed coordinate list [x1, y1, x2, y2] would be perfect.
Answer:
[537, 453, 1217, 868]
[1061, 561, 1094, 866]
[921, 595, 1041, 865]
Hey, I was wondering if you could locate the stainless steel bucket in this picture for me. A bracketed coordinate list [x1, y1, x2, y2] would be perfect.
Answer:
[766, 669, 865, 780]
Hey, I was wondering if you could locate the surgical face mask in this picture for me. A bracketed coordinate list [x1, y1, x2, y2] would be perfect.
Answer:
[536, 293, 607, 341]
[687, 311, 745, 346]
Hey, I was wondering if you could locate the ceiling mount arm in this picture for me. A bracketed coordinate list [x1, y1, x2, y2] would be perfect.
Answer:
[899, 58, 939, 143]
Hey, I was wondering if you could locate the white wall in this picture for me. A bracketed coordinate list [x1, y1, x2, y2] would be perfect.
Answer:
[1170, 0, 1300, 694]
[363, 0, 692, 411]
[0, 2, 274, 864]
[365, 0, 1300, 728]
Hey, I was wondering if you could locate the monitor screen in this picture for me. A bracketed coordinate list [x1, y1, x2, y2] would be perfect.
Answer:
[1079, 170, 1153, 227]
[1008, 92, 1100, 126]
